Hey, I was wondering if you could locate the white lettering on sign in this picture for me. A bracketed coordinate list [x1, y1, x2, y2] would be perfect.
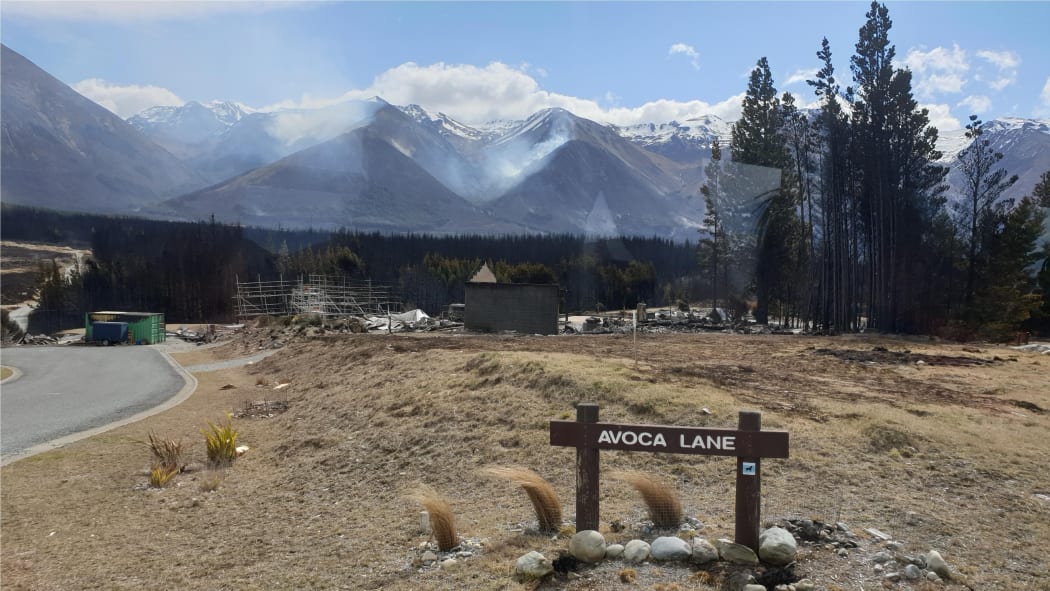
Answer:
[597, 429, 667, 447]
[680, 434, 736, 451]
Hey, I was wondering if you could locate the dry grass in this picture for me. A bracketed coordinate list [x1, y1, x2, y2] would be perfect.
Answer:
[481, 466, 563, 532]
[145, 432, 184, 472]
[610, 470, 683, 528]
[2, 331, 1048, 590]
[409, 487, 458, 551]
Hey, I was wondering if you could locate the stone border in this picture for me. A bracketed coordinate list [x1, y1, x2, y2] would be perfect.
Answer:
[0, 351, 198, 467]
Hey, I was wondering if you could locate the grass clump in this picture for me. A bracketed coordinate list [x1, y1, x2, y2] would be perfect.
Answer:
[146, 432, 184, 472]
[148, 464, 178, 488]
[409, 487, 458, 551]
[201, 414, 238, 467]
[611, 471, 682, 528]
[481, 466, 563, 533]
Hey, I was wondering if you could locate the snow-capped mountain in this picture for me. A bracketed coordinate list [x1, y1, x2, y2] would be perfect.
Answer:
[128, 100, 255, 159]
[0, 44, 205, 213]
[6, 41, 1047, 239]
[614, 115, 732, 164]
[940, 117, 1050, 206]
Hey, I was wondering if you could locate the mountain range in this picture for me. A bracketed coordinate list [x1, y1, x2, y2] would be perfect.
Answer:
[2, 44, 1048, 238]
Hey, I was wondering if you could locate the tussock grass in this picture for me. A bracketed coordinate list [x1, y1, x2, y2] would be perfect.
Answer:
[201, 414, 238, 467]
[610, 471, 682, 528]
[481, 466, 562, 533]
[145, 432, 184, 472]
[409, 487, 458, 551]
[148, 464, 178, 488]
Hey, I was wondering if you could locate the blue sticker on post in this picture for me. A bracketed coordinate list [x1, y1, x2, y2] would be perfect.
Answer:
[741, 462, 756, 476]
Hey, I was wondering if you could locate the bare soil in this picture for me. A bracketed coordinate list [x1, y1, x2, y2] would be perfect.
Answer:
[2, 330, 1048, 590]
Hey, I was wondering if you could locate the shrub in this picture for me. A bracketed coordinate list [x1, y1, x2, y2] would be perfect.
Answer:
[611, 471, 682, 528]
[201, 414, 238, 467]
[148, 464, 178, 488]
[410, 487, 458, 551]
[481, 466, 562, 532]
[146, 432, 184, 472]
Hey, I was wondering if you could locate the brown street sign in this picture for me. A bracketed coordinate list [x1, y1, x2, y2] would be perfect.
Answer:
[550, 420, 789, 458]
[551, 404, 790, 552]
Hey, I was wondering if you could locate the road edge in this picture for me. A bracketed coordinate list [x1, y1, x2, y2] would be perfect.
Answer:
[0, 350, 198, 467]
[1, 364, 24, 385]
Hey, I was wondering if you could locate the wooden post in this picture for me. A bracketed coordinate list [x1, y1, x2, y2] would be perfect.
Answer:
[575, 403, 600, 531]
[734, 410, 762, 551]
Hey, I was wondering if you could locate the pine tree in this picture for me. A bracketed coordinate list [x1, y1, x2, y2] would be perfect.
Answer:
[849, 1, 947, 331]
[699, 142, 731, 312]
[956, 115, 1019, 308]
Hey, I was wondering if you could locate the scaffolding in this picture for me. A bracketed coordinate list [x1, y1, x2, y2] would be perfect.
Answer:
[234, 274, 402, 320]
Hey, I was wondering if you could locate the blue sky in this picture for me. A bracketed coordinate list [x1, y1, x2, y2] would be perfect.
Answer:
[3, 1, 1049, 130]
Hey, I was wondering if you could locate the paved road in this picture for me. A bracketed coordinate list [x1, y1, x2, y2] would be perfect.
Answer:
[0, 346, 189, 464]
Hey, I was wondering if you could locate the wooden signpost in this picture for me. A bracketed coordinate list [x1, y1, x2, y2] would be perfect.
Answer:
[550, 403, 789, 551]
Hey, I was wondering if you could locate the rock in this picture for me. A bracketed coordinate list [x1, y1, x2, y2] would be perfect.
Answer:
[729, 572, 756, 589]
[421, 550, 437, 564]
[651, 536, 692, 561]
[605, 544, 624, 559]
[691, 538, 719, 564]
[865, 527, 892, 541]
[759, 527, 797, 565]
[926, 550, 950, 579]
[569, 530, 607, 563]
[926, 571, 941, 582]
[716, 538, 759, 565]
[743, 585, 767, 591]
[872, 551, 892, 564]
[515, 551, 553, 579]
[903, 564, 922, 580]
[440, 558, 458, 569]
[795, 579, 816, 591]
[622, 539, 651, 563]
[884, 572, 902, 583]
[837, 548, 849, 557]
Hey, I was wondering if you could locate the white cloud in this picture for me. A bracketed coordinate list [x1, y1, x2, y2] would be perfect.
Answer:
[957, 95, 992, 115]
[72, 78, 183, 117]
[668, 43, 701, 71]
[920, 103, 962, 132]
[975, 49, 1020, 91]
[1038, 76, 1050, 117]
[261, 61, 744, 126]
[784, 68, 819, 87]
[901, 44, 969, 98]
[1, 1, 297, 23]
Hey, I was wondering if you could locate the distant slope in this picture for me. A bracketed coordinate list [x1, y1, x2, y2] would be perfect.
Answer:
[162, 107, 525, 234]
[0, 44, 204, 213]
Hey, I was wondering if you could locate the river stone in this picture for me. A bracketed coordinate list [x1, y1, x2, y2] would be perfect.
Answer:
[623, 539, 651, 563]
[903, 564, 922, 580]
[758, 527, 797, 565]
[651, 536, 692, 561]
[743, 585, 768, 591]
[871, 551, 892, 564]
[795, 579, 816, 591]
[605, 544, 624, 559]
[569, 530, 607, 563]
[926, 550, 950, 579]
[691, 538, 719, 564]
[440, 558, 458, 569]
[515, 551, 553, 579]
[421, 550, 437, 564]
[716, 538, 759, 565]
